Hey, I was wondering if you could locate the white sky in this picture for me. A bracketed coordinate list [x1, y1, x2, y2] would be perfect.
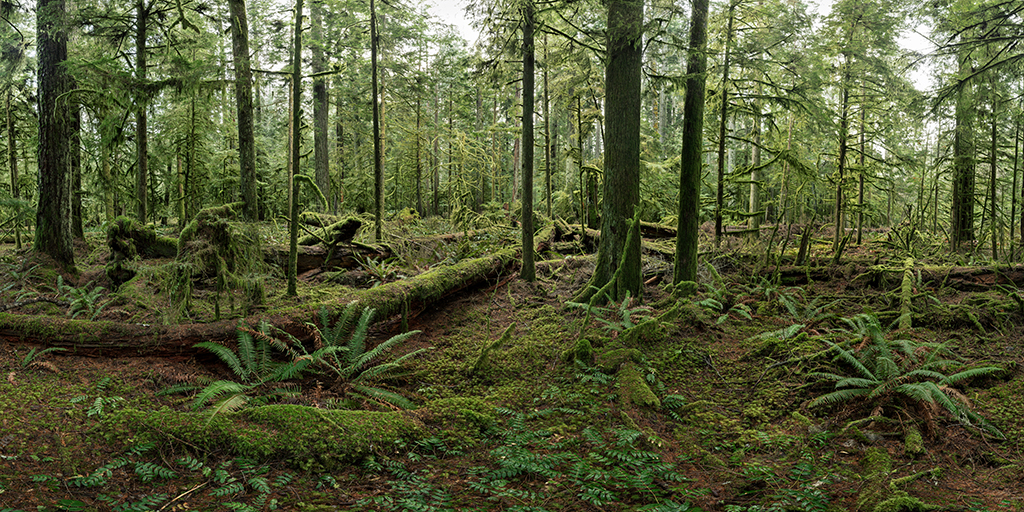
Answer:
[425, 0, 478, 44]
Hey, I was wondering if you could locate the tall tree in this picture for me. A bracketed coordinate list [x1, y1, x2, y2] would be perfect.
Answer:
[228, 0, 258, 221]
[951, 48, 976, 250]
[575, 0, 643, 302]
[35, 0, 76, 268]
[311, 0, 330, 212]
[135, 1, 150, 223]
[673, 0, 709, 286]
[371, 0, 383, 240]
[287, 0, 304, 296]
[521, 0, 536, 282]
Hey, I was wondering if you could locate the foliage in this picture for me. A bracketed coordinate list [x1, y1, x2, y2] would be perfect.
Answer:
[274, 304, 427, 409]
[56, 276, 109, 320]
[161, 322, 301, 415]
[567, 290, 653, 334]
[808, 314, 1004, 438]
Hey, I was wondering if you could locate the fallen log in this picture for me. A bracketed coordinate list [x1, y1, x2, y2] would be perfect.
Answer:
[774, 263, 1024, 291]
[0, 249, 519, 357]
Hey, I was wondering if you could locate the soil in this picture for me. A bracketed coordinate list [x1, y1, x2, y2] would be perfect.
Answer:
[0, 224, 1022, 512]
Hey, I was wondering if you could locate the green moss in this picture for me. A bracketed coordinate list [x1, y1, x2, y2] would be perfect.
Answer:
[873, 491, 936, 512]
[421, 397, 496, 441]
[597, 347, 642, 373]
[619, 318, 667, 346]
[904, 426, 924, 457]
[617, 362, 660, 409]
[858, 447, 893, 511]
[104, 405, 424, 471]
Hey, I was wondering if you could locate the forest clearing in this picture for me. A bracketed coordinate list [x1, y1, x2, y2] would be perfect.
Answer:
[0, 215, 1022, 511]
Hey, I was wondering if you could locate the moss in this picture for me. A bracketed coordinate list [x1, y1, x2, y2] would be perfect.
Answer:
[421, 397, 496, 441]
[618, 362, 660, 409]
[619, 318, 667, 346]
[873, 491, 936, 512]
[597, 347, 642, 373]
[858, 447, 893, 511]
[904, 426, 924, 458]
[470, 324, 513, 376]
[566, 337, 594, 365]
[104, 405, 424, 471]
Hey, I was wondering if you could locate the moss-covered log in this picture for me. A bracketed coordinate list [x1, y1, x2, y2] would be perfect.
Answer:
[297, 217, 361, 246]
[264, 243, 390, 273]
[105, 405, 424, 470]
[0, 249, 518, 356]
[775, 263, 1024, 291]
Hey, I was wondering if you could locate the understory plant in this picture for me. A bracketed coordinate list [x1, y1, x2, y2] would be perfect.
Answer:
[276, 304, 426, 409]
[808, 314, 1003, 438]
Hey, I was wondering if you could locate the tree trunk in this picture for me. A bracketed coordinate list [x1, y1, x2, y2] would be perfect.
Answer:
[543, 33, 552, 219]
[287, 0, 304, 296]
[673, 0, 709, 285]
[575, 0, 644, 302]
[833, 57, 850, 253]
[521, 2, 536, 282]
[228, 0, 258, 221]
[7, 87, 21, 249]
[136, 1, 149, 224]
[371, 0, 383, 240]
[35, 0, 75, 269]
[951, 49, 976, 250]
[990, 96, 999, 261]
[0, 251, 518, 357]
[311, 0, 330, 212]
[714, 2, 735, 249]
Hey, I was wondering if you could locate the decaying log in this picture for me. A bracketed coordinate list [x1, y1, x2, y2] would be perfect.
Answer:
[264, 243, 390, 273]
[0, 250, 518, 357]
[774, 263, 1024, 291]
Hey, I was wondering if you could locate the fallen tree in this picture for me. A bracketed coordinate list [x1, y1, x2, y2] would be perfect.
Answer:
[0, 249, 519, 357]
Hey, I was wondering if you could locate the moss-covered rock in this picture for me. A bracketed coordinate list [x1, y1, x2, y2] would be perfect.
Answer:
[105, 405, 424, 471]
[105, 216, 178, 288]
[873, 491, 936, 512]
[904, 426, 925, 458]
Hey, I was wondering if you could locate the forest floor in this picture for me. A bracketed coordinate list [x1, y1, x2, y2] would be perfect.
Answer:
[0, 218, 1023, 512]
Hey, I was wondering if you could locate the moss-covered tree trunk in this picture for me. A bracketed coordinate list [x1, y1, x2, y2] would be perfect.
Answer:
[574, 0, 644, 303]
[521, 1, 536, 282]
[287, 0, 304, 296]
[673, 0, 709, 286]
[228, 0, 258, 221]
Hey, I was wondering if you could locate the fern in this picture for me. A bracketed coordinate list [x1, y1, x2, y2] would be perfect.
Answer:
[133, 462, 177, 482]
[211, 480, 246, 497]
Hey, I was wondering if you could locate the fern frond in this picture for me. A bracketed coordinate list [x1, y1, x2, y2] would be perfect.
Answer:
[940, 366, 1004, 386]
[235, 327, 257, 379]
[350, 330, 421, 372]
[345, 308, 376, 367]
[194, 342, 245, 380]
[192, 380, 250, 410]
[808, 388, 870, 408]
[351, 384, 416, 410]
[209, 394, 250, 418]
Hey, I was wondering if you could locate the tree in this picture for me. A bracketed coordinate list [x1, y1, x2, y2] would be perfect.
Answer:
[35, 0, 76, 268]
[311, 0, 330, 212]
[287, 0, 304, 296]
[521, 0, 536, 282]
[371, 0, 383, 240]
[228, 0, 258, 221]
[673, 0, 709, 286]
[574, 0, 643, 303]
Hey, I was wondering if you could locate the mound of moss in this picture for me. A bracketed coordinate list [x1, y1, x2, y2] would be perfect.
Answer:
[105, 405, 425, 471]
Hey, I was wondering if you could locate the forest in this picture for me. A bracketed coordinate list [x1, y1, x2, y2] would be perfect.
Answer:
[2, 0, 1024, 510]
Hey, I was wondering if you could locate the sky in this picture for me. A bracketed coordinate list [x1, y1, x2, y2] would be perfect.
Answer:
[424, 0, 935, 89]
[425, 0, 478, 45]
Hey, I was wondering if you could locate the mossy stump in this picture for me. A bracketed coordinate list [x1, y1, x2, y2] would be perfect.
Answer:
[174, 203, 266, 319]
[105, 216, 178, 288]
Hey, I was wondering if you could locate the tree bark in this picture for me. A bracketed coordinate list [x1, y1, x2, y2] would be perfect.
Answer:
[311, 0, 330, 212]
[673, 0, 709, 286]
[715, 2, 735, 249]
[228, 0, 258, 221]
[575, 0, 644, 302]
[371, 0, 383, 240]
[7, 87, 21, 249]
[35, 0, 75, 269]
[951, 48, 976, 250]
[521, 1, 536, 282]
[135, 1, 149, 224]
[287, 0, 304, 296]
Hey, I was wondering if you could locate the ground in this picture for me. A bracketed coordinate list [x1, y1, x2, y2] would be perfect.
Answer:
[0, 219, 1022, 512]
